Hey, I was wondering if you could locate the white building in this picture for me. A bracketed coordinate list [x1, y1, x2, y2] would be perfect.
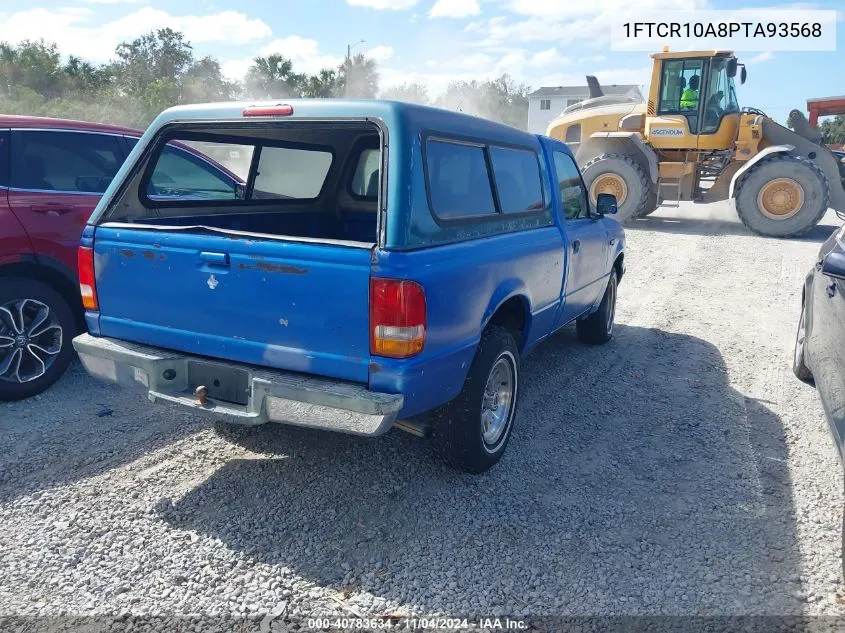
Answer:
[527, 84, 644, 135]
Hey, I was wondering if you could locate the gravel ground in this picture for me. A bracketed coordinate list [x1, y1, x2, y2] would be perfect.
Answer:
[2, 202, 845, 624]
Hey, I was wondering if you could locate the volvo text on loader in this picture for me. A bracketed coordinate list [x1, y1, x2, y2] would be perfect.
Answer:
[546, 49, 845, 238]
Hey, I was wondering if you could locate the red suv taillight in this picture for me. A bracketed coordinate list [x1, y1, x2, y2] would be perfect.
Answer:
[370, 278, 426, 358]
[78, 246, 98, 311]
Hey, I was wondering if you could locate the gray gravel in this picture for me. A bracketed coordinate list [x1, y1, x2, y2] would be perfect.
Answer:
[2, 202, 845, 621]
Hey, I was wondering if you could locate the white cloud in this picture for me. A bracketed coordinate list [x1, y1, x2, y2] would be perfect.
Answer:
[222, 35, 348, 80]
[79, 0, 146, 4]
[467, 15, 608, 46]
[430, 0, 481, 19]
[468, 0, 711, 47]
[346, 0, 418, 8]
[502, 0, 709, 18]
[221, 58, 255, 82]
[748, 51, 775, 64]
[366, 45, 395, 61]
[0, 7, 271, 61]
[380, 46, 617, 99]
[258, 36, 343, 75]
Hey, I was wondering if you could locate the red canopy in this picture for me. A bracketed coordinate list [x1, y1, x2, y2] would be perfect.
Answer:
[807, 96, 845, 127]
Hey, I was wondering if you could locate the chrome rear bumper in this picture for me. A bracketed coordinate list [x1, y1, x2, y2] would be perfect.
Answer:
[72, 333, 403, 436]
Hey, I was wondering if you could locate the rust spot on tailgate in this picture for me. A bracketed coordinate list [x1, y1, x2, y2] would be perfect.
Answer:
[142, 251, 155, 260]
[119, 249, 134, 258]
[256, 262, 308, 275]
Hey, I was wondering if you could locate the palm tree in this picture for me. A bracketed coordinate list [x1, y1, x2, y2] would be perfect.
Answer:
[302, 68, 337, 98]
[336, 53, 379, 99]
[245, 54, 304, 98]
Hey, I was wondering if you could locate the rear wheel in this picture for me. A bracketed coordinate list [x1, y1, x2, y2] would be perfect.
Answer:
[0, 278, 76, 401]
[735, 154, 829, 238]
[432, 326, 520, 474]
[576, 270, 618, 345]
[792, 300, 813, 383]
[581, 153, 652, 223]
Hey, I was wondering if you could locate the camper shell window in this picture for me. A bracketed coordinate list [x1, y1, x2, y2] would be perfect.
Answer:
[102, 121, 384, 246]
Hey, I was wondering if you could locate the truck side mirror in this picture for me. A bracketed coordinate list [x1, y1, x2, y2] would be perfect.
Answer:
[740, 66, 747, 85]
[596, 193, 617, 216]
[822, 251, 845, 281]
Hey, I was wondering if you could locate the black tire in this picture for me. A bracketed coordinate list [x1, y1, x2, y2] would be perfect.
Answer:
[734, 154, 829, 238]
[792, 300, 813, 383]
[581, 153, 652, 223]
[637, 191, 659, 218]
[432, 326, 520, 474]
[0, 277, 76, 401]
[576, 270, 618, 345]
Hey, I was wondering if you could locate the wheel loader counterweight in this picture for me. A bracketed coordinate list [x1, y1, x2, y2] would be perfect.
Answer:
[545, 49, 845, 238]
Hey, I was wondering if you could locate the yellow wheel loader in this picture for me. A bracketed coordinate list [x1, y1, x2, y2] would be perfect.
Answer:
[546, 49, 845, 238]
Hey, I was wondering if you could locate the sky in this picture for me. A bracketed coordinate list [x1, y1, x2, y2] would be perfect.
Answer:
[0, 0, 843, 124]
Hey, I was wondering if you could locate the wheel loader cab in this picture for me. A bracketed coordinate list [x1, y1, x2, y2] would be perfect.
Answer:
[647, 51, 742, 151]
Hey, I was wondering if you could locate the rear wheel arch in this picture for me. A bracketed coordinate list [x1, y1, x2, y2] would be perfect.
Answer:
[613, 252, 625, 282]
[484, 295, 531, 353]
[0, 260, 83, 330]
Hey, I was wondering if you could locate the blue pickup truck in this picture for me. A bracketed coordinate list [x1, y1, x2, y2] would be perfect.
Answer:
[71, 100, 625, 473]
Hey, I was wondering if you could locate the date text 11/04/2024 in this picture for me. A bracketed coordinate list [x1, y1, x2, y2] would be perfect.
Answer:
[306, 618, 528, 630]
[622, 22, 823, 38]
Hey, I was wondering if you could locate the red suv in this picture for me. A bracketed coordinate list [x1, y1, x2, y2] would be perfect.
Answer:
[0, 115, 243, 400]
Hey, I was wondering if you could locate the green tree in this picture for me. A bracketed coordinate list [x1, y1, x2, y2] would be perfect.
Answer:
[336, 53, 379, 98]
[112, 28, 194, 96]
[244, 54, 304, 98]
[0, 40, 64, 98]
[819, 115, 845, 146]
[435, 74, 530, 130]
[381, 82, 429, 104]
[301, 68, 338, 98]
[182, 56, 238, 104]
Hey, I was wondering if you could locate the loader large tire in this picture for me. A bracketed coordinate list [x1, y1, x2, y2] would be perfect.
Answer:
[734, 154, 829, 238]
[581, 153, 652, 223]
[637, 191, 659, 218]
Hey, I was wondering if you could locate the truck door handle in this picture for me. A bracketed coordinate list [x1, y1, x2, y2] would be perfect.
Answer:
[31, 205, 74, 216]
[199, 251, 229, 266]
[572, 240, 581, 254]
[609, 238, 616, 246]
[828, 282, 837, 298]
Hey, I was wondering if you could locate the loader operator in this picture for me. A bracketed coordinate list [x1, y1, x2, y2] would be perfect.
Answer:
[680, 75, 700, 109]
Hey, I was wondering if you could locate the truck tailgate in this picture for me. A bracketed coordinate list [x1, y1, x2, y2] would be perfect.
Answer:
[93, 226, 372, 383]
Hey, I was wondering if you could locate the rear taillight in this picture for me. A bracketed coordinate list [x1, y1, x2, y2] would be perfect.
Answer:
[78, 246, 98, 311]
[370, 278, 426, 358]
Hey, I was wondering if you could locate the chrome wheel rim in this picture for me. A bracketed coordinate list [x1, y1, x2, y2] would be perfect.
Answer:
[0, 299, 63, 384]
[606, 278, 617, 334]
[481, 354, 515, 450]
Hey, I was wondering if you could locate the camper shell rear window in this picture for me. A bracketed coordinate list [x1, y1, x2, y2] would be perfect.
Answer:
[99, 120, 385, 246]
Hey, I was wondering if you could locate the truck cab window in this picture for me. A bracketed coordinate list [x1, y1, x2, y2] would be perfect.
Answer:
[350, 148, 381, 199]
[553, 151, 589, 220]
